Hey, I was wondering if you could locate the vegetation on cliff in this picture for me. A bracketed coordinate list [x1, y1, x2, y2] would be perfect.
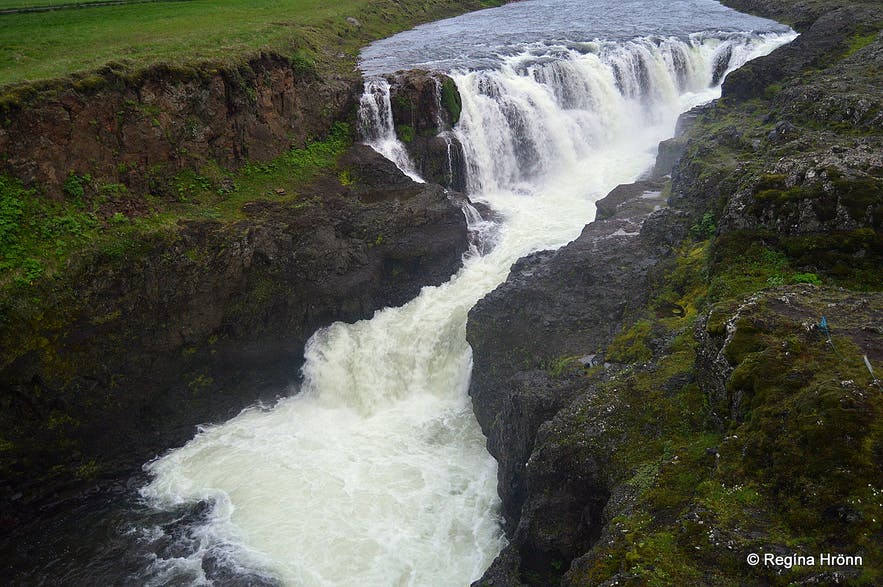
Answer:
[470, 1, 882, 585]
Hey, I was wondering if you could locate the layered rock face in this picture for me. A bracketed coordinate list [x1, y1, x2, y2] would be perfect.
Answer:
[468, 1, 882, 584]
[0, 55, 359, 197]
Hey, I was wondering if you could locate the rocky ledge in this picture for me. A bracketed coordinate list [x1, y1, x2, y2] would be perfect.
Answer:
[469, 0, 882, 584]
[0, 144, 470, 533]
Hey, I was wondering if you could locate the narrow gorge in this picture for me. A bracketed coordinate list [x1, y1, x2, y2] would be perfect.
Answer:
[1, 0, 880, 585]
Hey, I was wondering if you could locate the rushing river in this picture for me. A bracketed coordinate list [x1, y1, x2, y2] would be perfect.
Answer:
[28, 1, 795, 585]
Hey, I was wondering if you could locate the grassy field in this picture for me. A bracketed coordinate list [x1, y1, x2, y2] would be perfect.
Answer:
[0, 0, 500, 86]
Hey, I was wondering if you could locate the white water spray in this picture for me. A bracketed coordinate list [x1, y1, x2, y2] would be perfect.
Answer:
[358, 78, 425, 182]
[140, 24, 795, 587]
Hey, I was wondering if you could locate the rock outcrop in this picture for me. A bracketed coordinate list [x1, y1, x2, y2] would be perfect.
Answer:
[468, 1, 883, 584]
[0, 55, 359, 197]
[386, 70, 468, 190]
[467, 180, 670, 528]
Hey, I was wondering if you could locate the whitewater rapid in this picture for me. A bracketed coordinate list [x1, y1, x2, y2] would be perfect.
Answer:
[137, 4, 795, 584]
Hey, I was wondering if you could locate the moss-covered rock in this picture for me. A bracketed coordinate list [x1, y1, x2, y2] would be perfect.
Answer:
[467, 1, 883, 585]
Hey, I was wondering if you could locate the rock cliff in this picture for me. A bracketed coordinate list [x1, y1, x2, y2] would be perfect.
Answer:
[387, 69, 468, 190]
[0, 143, 470, 534]
[468, 1, 883, 584]
[0, 55, 358, 198]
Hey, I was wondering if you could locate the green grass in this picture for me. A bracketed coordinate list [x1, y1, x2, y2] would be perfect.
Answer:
[843, 31, 878, 57]
[0, 0, 356, 85]
[0, 0, 503, 87]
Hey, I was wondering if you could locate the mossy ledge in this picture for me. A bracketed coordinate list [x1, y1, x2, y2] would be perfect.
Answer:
[468, 1, 882, 585]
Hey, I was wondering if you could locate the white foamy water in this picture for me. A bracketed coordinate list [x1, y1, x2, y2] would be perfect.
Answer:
[138, 2, 795, 584]
[358, 78, 427, 183]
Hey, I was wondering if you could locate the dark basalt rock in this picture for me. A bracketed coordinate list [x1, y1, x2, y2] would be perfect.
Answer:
[722, 4, 878, 102]
[0, 145, 471, 533]
[594, 179, 663, 220]
[467, 179, 680, 537]
[470, 2, 883, 583]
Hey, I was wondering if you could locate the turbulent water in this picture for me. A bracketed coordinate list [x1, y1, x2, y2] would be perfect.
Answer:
[136, 1, 795, 585]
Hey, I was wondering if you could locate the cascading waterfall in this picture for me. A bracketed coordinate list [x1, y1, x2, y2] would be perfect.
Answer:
[137, 6, 795, 585]
[453, 33, 788, 194]
[357, 78, 425, 182]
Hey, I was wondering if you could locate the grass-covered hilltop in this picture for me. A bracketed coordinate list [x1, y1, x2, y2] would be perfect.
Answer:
[0, 0, 502, 544]
[468, 0, 883, 585]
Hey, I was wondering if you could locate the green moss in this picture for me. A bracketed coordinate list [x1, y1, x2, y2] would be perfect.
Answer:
[689, 212, 716, 240]
[440, 77, 462, 126]
[556, 20, 883, 583]
[568, 294, 882, 583]
[708, 235, 791, 302]
[831, 175, 882, 222]
[75, 459, 100, 480]
[541, 355, 581, 378]
[188, 372, 213, 392]
[843, 32, 878, 57]
[790, 272, 822, 285]
[396, 124, 415, 143]
[779, 229, 882, 291]
[756, 173, 787, 191]
[607, 320, 653, 363]
[89, 309, 121, 325]
[757, 186, 820, 202]
[706, 300, 739, 336]
[763, 83, 783, 99]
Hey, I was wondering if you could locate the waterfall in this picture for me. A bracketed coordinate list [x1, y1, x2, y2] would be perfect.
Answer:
[138, 22, 795, 587]
[452, 32, 790, 194]
[357, 78, 425, 182]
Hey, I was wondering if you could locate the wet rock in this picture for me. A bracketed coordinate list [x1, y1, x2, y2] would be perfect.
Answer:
[471, 3, 883, 583]
[385, 70, 468, 189]
[722, 5, 878, 102]
[594, 179, 663, 220]
[467, 175, 679, 538]
[652, 136, 686, 178]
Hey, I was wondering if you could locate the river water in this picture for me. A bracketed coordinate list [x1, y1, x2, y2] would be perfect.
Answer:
[20, 1, 795, 585]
